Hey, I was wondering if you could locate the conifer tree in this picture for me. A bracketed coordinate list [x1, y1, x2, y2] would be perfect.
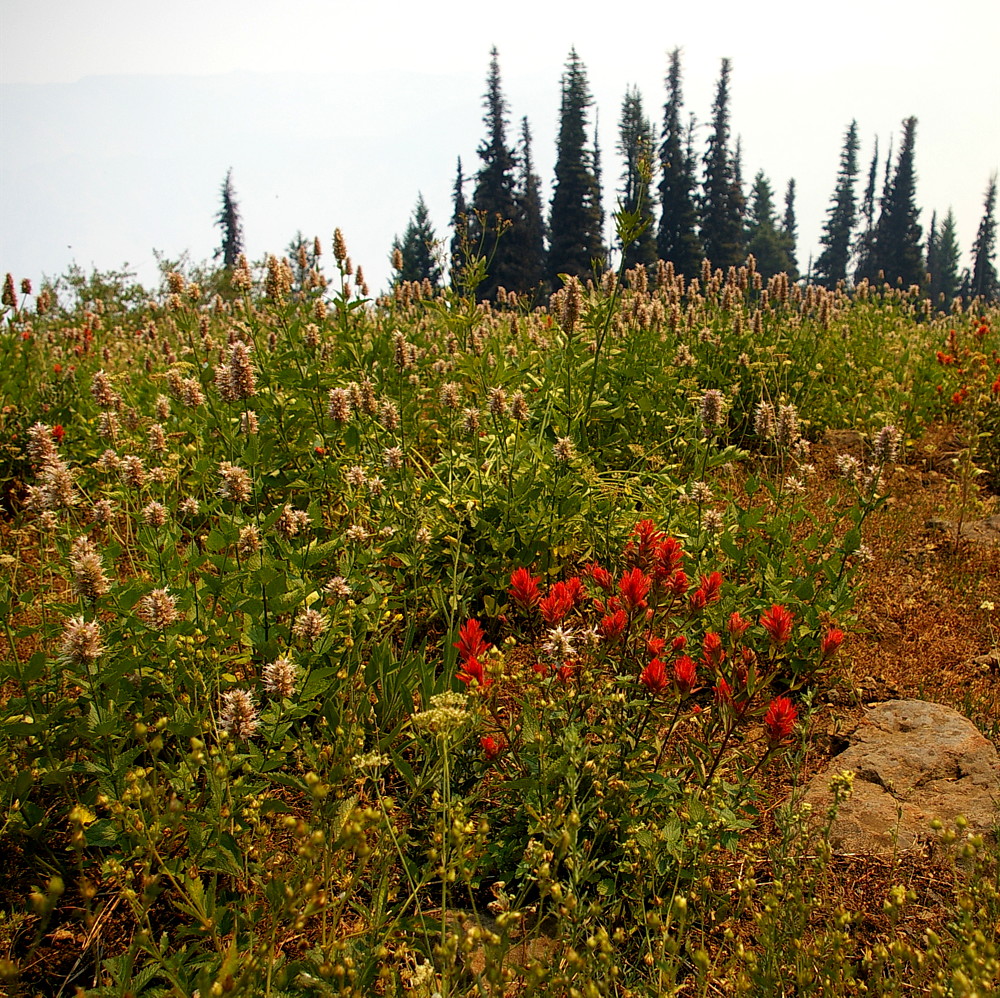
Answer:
[449, 157, 469, 291]
[871, 117, 923, 287]
[549, 48, 606, 283]
[392, 193, 442, 287]
[617, 86, 657, 274]
[781, 179, 799, 280]
[215, 168, 244, 269]
[854, 138, 880, 284]
[503, 117, 548, 299]
[970, 174, 998, 301]
[745, 172, 794, 278]
[815, 121, 860, 288]
[657, 48, 702, 276]
[469, 47, 521, 300]
[932, 209, 962, 305]
[925, 210, 939, 295]
[700, 58, 745, 270]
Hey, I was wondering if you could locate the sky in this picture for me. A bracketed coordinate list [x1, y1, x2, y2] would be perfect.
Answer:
[2, 0, 999, 298]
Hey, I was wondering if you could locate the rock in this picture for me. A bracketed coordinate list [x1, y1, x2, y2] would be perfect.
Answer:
[797, 700, 1000, 855]
[925, 515, 1000, 549]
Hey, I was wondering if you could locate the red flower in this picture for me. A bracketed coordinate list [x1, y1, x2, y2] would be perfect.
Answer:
[673, 655, 697, 694]
[52, 364, 63, 375]
[820, 627, 844, 660]
[640, 657, 669, 694]
[952, 387, 968, 405]
[763, 697, 798, 744]
[702, 631, 725, 667]
[714, 677, 733, 706]
[540, 582, 575, 624]
[727, 611, 751, 638]
[625, 519, 664, 566]
[599, 609, 628, 640]
[455, 618, 490, 662]
[314, 446, 326, 456]
[481, 735, 502, 760]
[562, 576, 587, 605]
[654, 536, 684, 580]
[670, 634, 688, 653]
[646, 633, 666, 657]
[689, 588, 707, 612]
[556, 662, 576, 682]
[619, 567, 652, 611]
[509, 567, 542, 610]
[761, 604, 794, 645]
[456, 656, 492, 688]
[666, 570, 689, 597]
[700, 572, 723, 603]
[992, 374, 1000, 395]
[51, 425, 65, 443]
[584, 562, 614, 593]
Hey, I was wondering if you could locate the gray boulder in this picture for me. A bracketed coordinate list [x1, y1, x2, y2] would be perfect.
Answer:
[797, 699, 1000, 854]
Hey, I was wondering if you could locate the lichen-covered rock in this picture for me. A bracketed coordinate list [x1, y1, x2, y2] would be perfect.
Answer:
[798, 700, 1000, 854]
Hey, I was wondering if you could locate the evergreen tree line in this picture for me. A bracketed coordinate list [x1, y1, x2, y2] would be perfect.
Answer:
[214, 49, 999, 305]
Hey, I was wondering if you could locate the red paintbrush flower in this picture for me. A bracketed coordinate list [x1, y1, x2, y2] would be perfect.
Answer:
[619, 567, 652, 611]
[540, 582, 575, 624]
[455, 618, 490, 662]
[640, 657, 668, 694]
[727, 611, 751, 638]
[599, 609, 628, 640]
[761, 604, 794, 645]
[673, 655, 697, 694]
[584, 562, 614, 593]
[702, 631, 725, 667]
[481, 735, 502, 759]
[763, 697, 797, 744]
[51, 424, 65, 443]
[456, 656, 492, 688]
[509, 567, 542, 610]
[820, 627, 844, 660]
[654, 536, 685, 579]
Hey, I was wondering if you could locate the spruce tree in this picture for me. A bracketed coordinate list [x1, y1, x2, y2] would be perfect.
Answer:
[745, 171, 793, 278]
[657, 49, 702, 276]
[814, 121, 859, 288]
[215, 168, 244, 269]
[869, 120, 923, 287]
[781, 179, 799, 280]
[970, 173, 998, 301]
[449, 157, 469, 291]
[617, 86, 657, 274]
[509, 116, 548, 298]
[854, 138, 880, 284]
[700, 58, 745, 270]
[549, 48, 606, 283]
[933, 209, 962, 305]
[469, 47, 521, 300]
[392, 193, 442, 287]
[925, 210, 939, 296]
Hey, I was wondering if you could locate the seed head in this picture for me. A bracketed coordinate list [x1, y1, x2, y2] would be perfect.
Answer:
[217, 462, 252, 503]
[873, 425, 900, 464]
[141, 501, 168, 528]
[237, 524, 261, 557]
[699, 389, 726, 430]
[327, 388, 352, 424]
[219, 689, 259, 740]
[292, 607, 328, 644]
[263, 656, 297, 699]
[440, 382, 462, 410]
[137, 588, 178, 630]
[59, 616, 104, 666]
[487, 386, 508, 418]
[553, 437, 575, 463]
[382, 446, 403, 471]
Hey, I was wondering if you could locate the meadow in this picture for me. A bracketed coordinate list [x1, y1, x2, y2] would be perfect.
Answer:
[0, 243, 998, 997]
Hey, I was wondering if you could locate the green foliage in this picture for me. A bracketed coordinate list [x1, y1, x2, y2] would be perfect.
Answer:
[616, 86, 657, 275]
[548, 48, 606, 283]
[392, 193, 443, 288]
[1, 255, 997, 996]
[700, 58, 746, 271]
[657, 48, 703, 277]
[815, 121, 860, 288]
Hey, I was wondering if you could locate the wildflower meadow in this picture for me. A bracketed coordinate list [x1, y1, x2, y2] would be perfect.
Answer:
[1, 243, 998, 997]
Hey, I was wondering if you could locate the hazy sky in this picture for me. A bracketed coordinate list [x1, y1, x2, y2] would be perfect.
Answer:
[2, 0, 998, 296]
